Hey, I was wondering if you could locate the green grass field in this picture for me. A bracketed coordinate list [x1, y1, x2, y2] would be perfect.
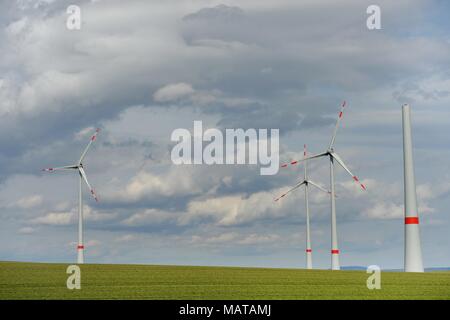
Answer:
[0, 261, 449, 299]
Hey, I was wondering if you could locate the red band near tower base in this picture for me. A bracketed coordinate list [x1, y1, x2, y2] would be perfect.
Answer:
[331, 249, 340, 254]
[77, 245, 84, 249]
[405, 217, 419, 224]
[306, 249, 312, 253]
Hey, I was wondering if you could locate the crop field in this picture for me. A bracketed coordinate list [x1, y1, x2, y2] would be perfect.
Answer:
[0, 261, 449, 300]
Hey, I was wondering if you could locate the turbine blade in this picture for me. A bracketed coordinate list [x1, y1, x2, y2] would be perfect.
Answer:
[308, 180, 330, 194]
[78, 167, 99, 202]
[78, 128, 100, 164]
[280, 151, 328, 168]
[274, 181, 306, 201]
[303, 144, 308, 179]
[331, 152, 366, 191]
[42, 165, 77, 172]
[329, 101, 346, 149]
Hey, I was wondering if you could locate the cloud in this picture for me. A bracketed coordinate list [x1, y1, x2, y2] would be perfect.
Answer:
[180, 186, 302, 227]
[190, 232, 237, 245]
[12, 194, 43, 209]
[363, 202, 404, 220]
[237, 233, 280, 245]
[189, 232, 280, 246]
[31, 205, 116, 226]
[114, 234, 138, 242]
[359, 181, 447, 220]
[74, 126, 96, 141]
[153, 82, 251, 108]
[32, 211, 73, 225]
[153, 83, 195, 102]
[18, 226, 35, 234]
[108, 168, 202, 203]
[121, 208, 176, 226]
[1, 0, 447, 179]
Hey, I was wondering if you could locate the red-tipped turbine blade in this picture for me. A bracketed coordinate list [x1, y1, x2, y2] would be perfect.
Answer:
[331, 152, 367, 191]
[274, 181, 306, 202]
[79, 167, 99, 202]
[353, 176, 367, 191]
[280, 151, 328, 169]
[78, 128, 101, 164]
[42, 166, 77, 172]
[329, 101, 346, 149]
[90, 189, 99, 202]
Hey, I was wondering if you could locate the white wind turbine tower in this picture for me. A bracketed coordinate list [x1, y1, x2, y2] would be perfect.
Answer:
[402, 104, 424, 272]
[276, 145, 330, 269]
[43, 128, 100, 264]
[283, 101, 366, 270]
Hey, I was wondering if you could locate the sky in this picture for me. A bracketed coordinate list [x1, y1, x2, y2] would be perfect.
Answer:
[0, 0, 449, 270]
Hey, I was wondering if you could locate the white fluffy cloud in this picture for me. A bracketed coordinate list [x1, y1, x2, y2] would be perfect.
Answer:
[121, 208, 176, 226]
[12, 194, 43, 209]
[32, 211, 73, 225]
[363, 202, 404, 220]
[107, 168, 203, 202]
[180, 186, 304, 226]
[31, 205, 116, 226]
[360, 181, 448, 220]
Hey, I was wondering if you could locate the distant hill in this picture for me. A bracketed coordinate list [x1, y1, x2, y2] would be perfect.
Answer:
[342, 266, 450, 272]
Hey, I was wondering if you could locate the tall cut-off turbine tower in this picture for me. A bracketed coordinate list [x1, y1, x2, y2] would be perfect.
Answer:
[282, 101, 366, 270]
[402, 104, 424, 272]
[277, 145, 330, 269]
[43, 128, 100, 264]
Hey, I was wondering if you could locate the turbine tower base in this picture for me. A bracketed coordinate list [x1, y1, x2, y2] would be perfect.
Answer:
[331, 250, 340, 270]
[77, 246, 84, 264]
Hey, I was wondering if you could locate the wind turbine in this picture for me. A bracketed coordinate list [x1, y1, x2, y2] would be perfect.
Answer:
[282, 101, 366, 270]
[43, 128, 100, 264]
[276, 145, 329, 269]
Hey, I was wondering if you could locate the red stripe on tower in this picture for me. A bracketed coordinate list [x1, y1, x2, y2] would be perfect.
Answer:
[306, 249, 312, 253]
[331, 249, 340, 254]
[77, 245, 84, 249]
[405, 217, 419, 225]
